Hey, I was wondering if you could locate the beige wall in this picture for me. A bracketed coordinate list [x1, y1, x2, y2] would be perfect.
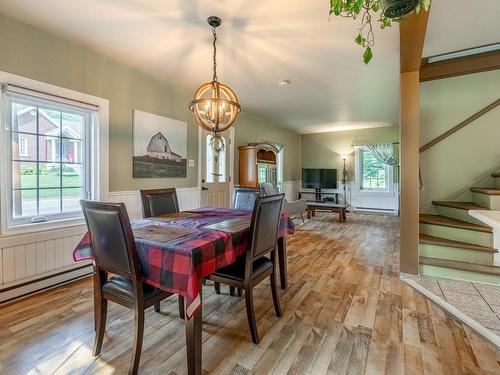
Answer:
[234, 112, 302, 182]
[0, 12, 301, 192]
[420, 70, 500, 212]
[301, 126, 399, 180]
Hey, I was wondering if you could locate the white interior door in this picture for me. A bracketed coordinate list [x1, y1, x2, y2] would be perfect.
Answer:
[200, 128, 233, 207]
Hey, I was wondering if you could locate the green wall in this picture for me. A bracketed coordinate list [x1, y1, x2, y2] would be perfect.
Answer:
[301, 126, 399, 181]
[0, 12, 301, 191]
[420, 70, 500, 212]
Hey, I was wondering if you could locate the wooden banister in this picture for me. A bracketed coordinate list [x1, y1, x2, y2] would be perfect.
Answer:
[419, 98, 500, 153]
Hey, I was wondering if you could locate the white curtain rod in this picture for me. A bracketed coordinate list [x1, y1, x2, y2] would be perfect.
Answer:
[350, 141, 400, 147]
[3, 83, 99, 111]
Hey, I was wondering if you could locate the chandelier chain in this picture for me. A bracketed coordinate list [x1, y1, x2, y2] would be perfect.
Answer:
[212, 26, 218, 82]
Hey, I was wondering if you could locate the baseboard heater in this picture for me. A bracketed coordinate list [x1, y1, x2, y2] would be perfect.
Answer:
[0, 264, 93, 305]
[353, 206, 399, 214]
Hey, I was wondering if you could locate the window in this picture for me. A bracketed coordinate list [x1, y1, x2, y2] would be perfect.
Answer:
[205, 134, 226, 183]
[359, 148, 390, 190]
[258, 165, 267, 184]
[5, 91, 96, 225]
[206, 135, 214, 183]
[217, 137, 226, 183]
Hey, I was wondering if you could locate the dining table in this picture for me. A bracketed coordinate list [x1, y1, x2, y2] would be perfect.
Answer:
[73, 207, 294, 375]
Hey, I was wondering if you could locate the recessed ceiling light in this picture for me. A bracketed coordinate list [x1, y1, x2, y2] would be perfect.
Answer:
[278, 80, 290, 86]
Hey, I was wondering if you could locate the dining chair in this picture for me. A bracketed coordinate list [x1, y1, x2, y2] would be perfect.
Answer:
[207, 194, 285, 344]
[140, 188, 179, 218]
[81, 200, 179, 375]
[232, 186, 261, 210]
[212, 186, 261, 296]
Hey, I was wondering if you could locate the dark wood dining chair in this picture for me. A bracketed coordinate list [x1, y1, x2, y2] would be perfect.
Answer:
[232, 186, 261, 210]
[139, 188, 186, 318]
[212, 186, 263, 298]
[207, 194, 285, 344]
[140, 188, 179, 218]
[81, 200, 177, 375]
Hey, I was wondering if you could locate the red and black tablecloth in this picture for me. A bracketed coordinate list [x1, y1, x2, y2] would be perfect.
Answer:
[73, 207, 294, 318]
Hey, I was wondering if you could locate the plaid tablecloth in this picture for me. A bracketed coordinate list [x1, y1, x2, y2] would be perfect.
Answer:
[73, 208, 294, 319]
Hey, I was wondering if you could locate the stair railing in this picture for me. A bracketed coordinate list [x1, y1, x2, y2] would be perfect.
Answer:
[419, 98, 500, 190]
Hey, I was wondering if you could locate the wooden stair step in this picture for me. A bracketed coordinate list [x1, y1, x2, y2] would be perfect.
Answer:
[420, 257, 500, 276]
[492, 172, 500, 178]
[419, 214, 492, 233]
[432, 201, 488, 210]
[419, 233, 497, 253]
[470, 187, 500, 195]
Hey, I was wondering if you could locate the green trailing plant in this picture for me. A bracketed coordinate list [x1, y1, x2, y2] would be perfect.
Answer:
[329, 0, 431, 64]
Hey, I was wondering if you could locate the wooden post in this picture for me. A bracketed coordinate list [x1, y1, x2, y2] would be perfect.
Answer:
[399, 9, 430, 274]
[400, 71, 421, 274]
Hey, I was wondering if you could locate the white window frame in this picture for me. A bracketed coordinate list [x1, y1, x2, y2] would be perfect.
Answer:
[276, 147, 284, 192]
[205, 134, 215, 183]
[18, 136, 28, 157]
[0, 72, 109, 235]
[354, 146, 394, 193]
[205, 133, 228, 184]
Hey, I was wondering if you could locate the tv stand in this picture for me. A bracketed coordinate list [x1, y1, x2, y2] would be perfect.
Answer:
[298, 189, 339, 203]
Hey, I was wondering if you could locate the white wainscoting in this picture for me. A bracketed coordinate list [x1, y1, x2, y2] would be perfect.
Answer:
[282, 180, 301, 201]
[0, 224, 90, 302]
[107, 187, 200, 219]
[350, 183, 400, 213]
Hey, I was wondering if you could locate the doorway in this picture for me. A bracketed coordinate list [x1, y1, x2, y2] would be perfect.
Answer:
[198, 128, 234, 207]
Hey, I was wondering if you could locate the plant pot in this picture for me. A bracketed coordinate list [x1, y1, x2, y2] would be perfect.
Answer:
[382, 0, 419, 18]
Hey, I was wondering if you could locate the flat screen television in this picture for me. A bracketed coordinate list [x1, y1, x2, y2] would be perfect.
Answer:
[302, 168, 337, 189]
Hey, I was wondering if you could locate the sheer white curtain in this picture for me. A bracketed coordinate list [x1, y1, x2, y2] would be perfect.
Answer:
[366, 144, 399, 166]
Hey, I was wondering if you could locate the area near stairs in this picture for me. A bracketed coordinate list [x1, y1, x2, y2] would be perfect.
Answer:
[419, 172, 500, 284]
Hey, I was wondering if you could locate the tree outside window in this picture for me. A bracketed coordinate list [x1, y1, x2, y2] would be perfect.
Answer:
[360, 148, 387, 190]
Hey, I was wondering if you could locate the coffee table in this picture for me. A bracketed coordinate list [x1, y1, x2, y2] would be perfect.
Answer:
[306, 202, 348, 223]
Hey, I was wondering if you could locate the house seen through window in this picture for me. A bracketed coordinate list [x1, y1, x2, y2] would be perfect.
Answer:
[7, 93, 95, 224]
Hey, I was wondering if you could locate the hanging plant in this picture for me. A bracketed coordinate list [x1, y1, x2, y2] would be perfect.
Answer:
[329, 0, 431, 64]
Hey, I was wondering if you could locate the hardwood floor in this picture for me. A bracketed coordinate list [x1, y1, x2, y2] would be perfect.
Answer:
[1, 213, 499, 374]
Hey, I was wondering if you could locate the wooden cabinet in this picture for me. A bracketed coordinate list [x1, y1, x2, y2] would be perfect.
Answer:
[238, 146, 258, 187]
[238, 144, 277, 188]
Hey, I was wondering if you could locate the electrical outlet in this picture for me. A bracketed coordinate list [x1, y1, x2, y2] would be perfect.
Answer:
[188, 159, 195, 167]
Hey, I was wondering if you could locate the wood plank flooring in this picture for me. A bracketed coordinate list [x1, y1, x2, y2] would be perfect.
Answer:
[0, 213, 499, 374]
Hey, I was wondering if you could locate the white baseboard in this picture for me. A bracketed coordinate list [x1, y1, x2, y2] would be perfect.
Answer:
[352, 207, 399, 215]
[0, 263, 92, 303]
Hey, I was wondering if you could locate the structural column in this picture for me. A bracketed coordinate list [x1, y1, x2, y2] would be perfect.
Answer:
[400, 71, 420, 274]
[399, 9, 429, 274]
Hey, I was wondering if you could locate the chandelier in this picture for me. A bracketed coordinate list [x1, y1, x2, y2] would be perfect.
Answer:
[189, 16, 241, 148]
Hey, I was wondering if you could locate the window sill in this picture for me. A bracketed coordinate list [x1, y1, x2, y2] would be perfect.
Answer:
[0, 216, 86, 238]
[356, 189, 396, 196]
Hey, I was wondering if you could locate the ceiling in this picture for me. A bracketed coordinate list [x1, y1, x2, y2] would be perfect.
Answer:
[0, 0, 401, 133]
[423, 0, 500, 57]
[0, 1, 496, 134]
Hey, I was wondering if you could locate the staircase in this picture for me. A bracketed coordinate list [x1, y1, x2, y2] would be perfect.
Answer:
[419, 172, 500, 285]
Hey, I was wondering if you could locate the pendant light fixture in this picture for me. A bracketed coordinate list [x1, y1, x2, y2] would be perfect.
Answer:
[189, 16, 241, 151]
